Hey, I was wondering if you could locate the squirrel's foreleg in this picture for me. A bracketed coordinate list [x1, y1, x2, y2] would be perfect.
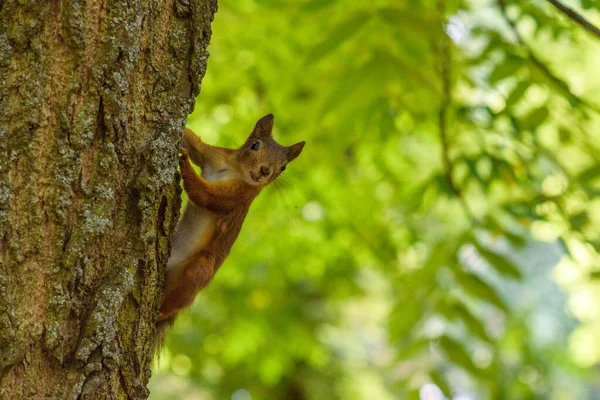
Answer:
[179, 149, 241, 213]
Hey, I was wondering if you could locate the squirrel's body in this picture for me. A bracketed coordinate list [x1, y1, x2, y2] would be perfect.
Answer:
[165, 144, 252, 271]
[158, 115, 304, 322]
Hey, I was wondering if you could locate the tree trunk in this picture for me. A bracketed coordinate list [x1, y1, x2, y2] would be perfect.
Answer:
[0, 0, 217, 398]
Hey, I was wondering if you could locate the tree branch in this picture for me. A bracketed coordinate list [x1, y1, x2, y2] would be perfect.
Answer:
[546, 0, 600, 41]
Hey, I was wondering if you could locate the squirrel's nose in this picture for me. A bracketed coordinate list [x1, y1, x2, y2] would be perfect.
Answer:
[260, 166, 271, 176]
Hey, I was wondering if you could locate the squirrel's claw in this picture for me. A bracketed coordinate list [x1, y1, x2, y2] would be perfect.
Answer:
[178, 148, 189, 163]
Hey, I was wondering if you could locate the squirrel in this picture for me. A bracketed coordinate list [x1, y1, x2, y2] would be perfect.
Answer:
[157, 114, 305, 326]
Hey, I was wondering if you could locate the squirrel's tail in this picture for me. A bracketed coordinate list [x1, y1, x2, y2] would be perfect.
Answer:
[152, 316, 176, 358]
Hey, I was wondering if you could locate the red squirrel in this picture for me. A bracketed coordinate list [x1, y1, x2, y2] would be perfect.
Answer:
[158, 114, 305, 323]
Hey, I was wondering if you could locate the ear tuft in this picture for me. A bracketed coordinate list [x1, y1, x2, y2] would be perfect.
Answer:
[251, 114, 275, 138]
[287, 141, 305, 162]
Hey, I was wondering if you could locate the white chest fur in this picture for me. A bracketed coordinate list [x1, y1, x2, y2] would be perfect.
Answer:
[166, 161, 240, 268]
[167, 201, 213, 268]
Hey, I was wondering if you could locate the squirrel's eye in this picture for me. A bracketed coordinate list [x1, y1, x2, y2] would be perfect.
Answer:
[250, 141, 260, 151]
[280, 165, 286, 172]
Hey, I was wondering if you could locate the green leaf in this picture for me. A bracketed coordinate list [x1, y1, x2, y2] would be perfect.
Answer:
[461, 157, 487, 189]
[380, 111, 396, 136]
[317, 58, 386, 118]
[377, 8, 442, 37]
[305, 13, 370, 63]
[502, 201, 536, 220]
[503, 230, 527, 249]
[396, 338, 430, 360]
[483, 215, 527, 248]
[581, 0, 599, 10]
[577, 164, 600, 184]
[452, 302, 491, 342]
[430, 370, 452, 397]
[437, 300, 491, 343]
[389, 301, 424, 341]
[569, 212, 589, 231]
[422, 239, 463, 274]
[406, 390, 421, 400]
[506, 81, 530, 106]
[520, 105, 549, 131]
[300, 0, 338, 12]
[489, 55, 524, 84]
[558, 127, 571, 143]
[452, 269, 509, 312]
[438, 335, 479, 375]
[491, 157, 519, 186]
[472, 241, 523, 280]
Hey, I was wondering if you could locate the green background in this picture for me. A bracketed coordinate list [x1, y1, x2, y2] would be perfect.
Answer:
[149, 0, 600, 398]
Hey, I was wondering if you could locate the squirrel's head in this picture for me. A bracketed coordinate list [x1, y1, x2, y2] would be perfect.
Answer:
[237, 114, 305, 187]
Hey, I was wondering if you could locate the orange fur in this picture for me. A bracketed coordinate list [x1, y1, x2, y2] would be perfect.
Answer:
[157, 114, 305, 322]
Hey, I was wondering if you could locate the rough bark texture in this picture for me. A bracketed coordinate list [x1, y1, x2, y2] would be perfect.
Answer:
[0, 0, 217, 398]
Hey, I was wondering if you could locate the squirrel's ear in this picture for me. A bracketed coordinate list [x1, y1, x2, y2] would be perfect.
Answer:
[286, 141, 305, 162]
[250, 114, 274, 138]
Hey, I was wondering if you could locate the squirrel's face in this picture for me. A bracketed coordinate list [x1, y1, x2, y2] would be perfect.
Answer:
[237, 114, 305, 187]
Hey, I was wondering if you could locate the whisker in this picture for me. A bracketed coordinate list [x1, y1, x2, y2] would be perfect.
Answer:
[272, 179, 295, 225]
[218, 133, 243, 148]
[280, 180, 303, 222]
[276, 174, 307, 203]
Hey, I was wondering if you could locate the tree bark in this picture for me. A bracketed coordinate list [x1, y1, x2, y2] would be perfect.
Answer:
[0, 0, 217, 398]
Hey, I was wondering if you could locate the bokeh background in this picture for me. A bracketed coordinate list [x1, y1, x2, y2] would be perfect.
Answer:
[149, 0, 600, 398]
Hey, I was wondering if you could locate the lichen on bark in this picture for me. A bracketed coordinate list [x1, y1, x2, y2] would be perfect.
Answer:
[0, 0, 218, 398]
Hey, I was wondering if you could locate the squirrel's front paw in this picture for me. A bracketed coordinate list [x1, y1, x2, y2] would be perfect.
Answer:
[178, 148, 189, 166]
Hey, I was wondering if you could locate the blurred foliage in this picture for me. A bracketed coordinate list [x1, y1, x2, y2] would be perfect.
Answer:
[149, 0, 600, 398]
